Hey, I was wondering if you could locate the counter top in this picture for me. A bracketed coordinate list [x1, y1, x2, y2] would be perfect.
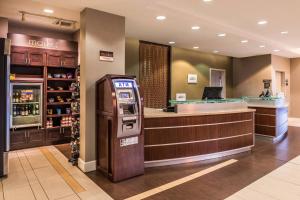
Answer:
[247, 103, 289, 109]
[144, 107, 256, 118]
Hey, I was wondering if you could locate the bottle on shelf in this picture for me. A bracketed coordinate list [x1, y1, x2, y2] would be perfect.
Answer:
[21, 105, 25, 116]
[32, 104, 36, 115]
[12, 92, 16, 103]
[13, 105, 17, 117]
[25, 105, 28, 116]
[35, 104, 39, 115]
[15, 91, 19, 103]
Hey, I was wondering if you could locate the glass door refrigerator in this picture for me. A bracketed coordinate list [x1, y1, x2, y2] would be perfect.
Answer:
[0, 38, 10, 177]
[10, 83, 43, 129]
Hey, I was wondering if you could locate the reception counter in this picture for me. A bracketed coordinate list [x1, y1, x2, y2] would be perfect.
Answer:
[144, 103, 255, 167]
[244, 97, 288, 142]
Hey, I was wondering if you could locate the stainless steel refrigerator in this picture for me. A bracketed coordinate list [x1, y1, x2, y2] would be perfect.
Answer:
[0, 38, 11, 177]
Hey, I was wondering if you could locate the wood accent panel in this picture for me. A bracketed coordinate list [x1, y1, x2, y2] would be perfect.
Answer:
[145, 112, 253, 128]
[139, 42, 170, 108]
[144, 112, 254, 161]
[145, 120, 253, 145]
[251, 107, 288, 137]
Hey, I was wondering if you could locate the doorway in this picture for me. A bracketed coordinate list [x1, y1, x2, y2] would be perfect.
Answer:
[275, 71, 286, 97]
[209, 68, 226, 98]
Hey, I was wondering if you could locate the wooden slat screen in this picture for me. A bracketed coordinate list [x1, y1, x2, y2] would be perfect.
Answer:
[139, 42, 170, 108]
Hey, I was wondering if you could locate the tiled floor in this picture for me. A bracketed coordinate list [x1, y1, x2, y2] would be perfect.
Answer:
[226, 155, 300, 200]
[2, 146, 112, 200]
[289, 118, 300, 127]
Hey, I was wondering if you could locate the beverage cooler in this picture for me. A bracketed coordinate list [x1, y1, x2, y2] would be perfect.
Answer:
[10, 83, 43, 128]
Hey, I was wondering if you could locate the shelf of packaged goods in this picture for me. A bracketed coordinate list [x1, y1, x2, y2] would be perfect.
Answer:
[47, 78, 77, 81]
[47, 114, 72, 118]
[47, 102, 72, 105]
[72, 113, 80, 116]
[47, 90, 74, 93]
[12, 102, 40, 105]
[46, 126, 71, 129]
[47, 66, 77, 69]
[12, 115, 41, 118]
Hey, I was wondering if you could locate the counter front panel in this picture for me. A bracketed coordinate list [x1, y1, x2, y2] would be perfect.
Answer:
[144, 110, 254, 164]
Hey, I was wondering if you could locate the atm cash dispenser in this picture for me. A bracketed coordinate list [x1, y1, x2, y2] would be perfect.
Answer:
[96, 74, 144, 182]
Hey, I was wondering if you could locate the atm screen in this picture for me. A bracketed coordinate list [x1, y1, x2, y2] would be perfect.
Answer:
[114, 81, 133, 89]
[119, 92, 131, 99]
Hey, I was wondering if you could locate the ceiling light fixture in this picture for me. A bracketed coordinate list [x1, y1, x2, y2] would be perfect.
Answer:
[257, 20, 268, 25]
[241, 40, 248, 43]
[259, 45, 265, 48]
[273, 49, 280, 52]
[281, 31, 288, 34]
[169, 41, 175, 44]
[19, 11, 77, 29]
[191, 26, 200, 30]
[193, 46, 199, 49]
[156, 16, 166, 20]
[213, 50, 219, 53]
[217, 33, 226, 37]
[43, 9, 54, 14]
[203, 0, 213, 2]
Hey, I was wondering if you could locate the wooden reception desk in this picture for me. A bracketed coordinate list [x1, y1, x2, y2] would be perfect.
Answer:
[144, 107, 255, 167]
[246, 97, 288, 142]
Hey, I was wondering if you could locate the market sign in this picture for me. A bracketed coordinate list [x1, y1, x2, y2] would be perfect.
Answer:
[8, 33, 78, 52]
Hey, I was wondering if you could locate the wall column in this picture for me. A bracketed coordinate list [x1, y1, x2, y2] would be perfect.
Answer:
[79, 8, 125, 172]
[0, 17, 8, 38]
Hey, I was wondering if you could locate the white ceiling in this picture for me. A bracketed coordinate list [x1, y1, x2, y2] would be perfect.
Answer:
[1, 0, 300, 58]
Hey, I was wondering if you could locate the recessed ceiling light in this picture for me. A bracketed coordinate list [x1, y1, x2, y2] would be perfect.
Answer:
[191, 26, 200, 30]
[259, 45, 266, 48]
[257, 20, 268, 25]
[203, 0, 213, 2]
[273, 49, 280, 52]
[213, 50, 219, 53]
[43, 9, 54, 14]
[217, 33, 226, 37]
[281, 31, 288, 34]
[169, 41, 175, 44]
[156, 16, 166, 20]
[193, 46, 199, 49]
[241, 40, 248, 43]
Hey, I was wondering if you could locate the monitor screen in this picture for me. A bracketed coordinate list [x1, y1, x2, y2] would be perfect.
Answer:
[202, 87, 223, 100]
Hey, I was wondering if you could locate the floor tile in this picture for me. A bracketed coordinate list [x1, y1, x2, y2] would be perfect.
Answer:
[58, 194, 80, 200]
[3, 184, 35, 200]
[248, 176, 300, 199]
[35, 166, 74, 200]
[24, 149, 50, 169]
[30, 181, 48, 200]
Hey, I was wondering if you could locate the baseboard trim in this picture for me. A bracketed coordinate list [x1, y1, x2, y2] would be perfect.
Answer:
[78, 158, 96, 172]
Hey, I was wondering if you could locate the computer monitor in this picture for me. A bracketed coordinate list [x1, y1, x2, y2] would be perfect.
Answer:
[202, 87, 223, 100]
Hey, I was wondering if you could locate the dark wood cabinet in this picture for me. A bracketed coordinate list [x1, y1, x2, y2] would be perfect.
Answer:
[11, 50, 28, 65]
[46, 127, 71, 145]
[10, 129, 27, 150]
[62, 54, 77, 67]
[28, 52, 44, 66]
[27, 129, 45, 147]
[46, 128, 62, 144]
[47, 54, 62, 67]
[10, 128, 45, 150]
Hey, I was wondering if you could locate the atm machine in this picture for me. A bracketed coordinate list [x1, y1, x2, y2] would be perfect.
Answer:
[96, 74, 144, 182]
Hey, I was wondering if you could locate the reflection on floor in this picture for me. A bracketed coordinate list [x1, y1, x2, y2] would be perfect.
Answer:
[2, 146, 112, 200]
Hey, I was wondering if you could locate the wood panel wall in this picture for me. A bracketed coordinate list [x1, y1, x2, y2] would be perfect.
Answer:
[139, 42, 170, 108]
